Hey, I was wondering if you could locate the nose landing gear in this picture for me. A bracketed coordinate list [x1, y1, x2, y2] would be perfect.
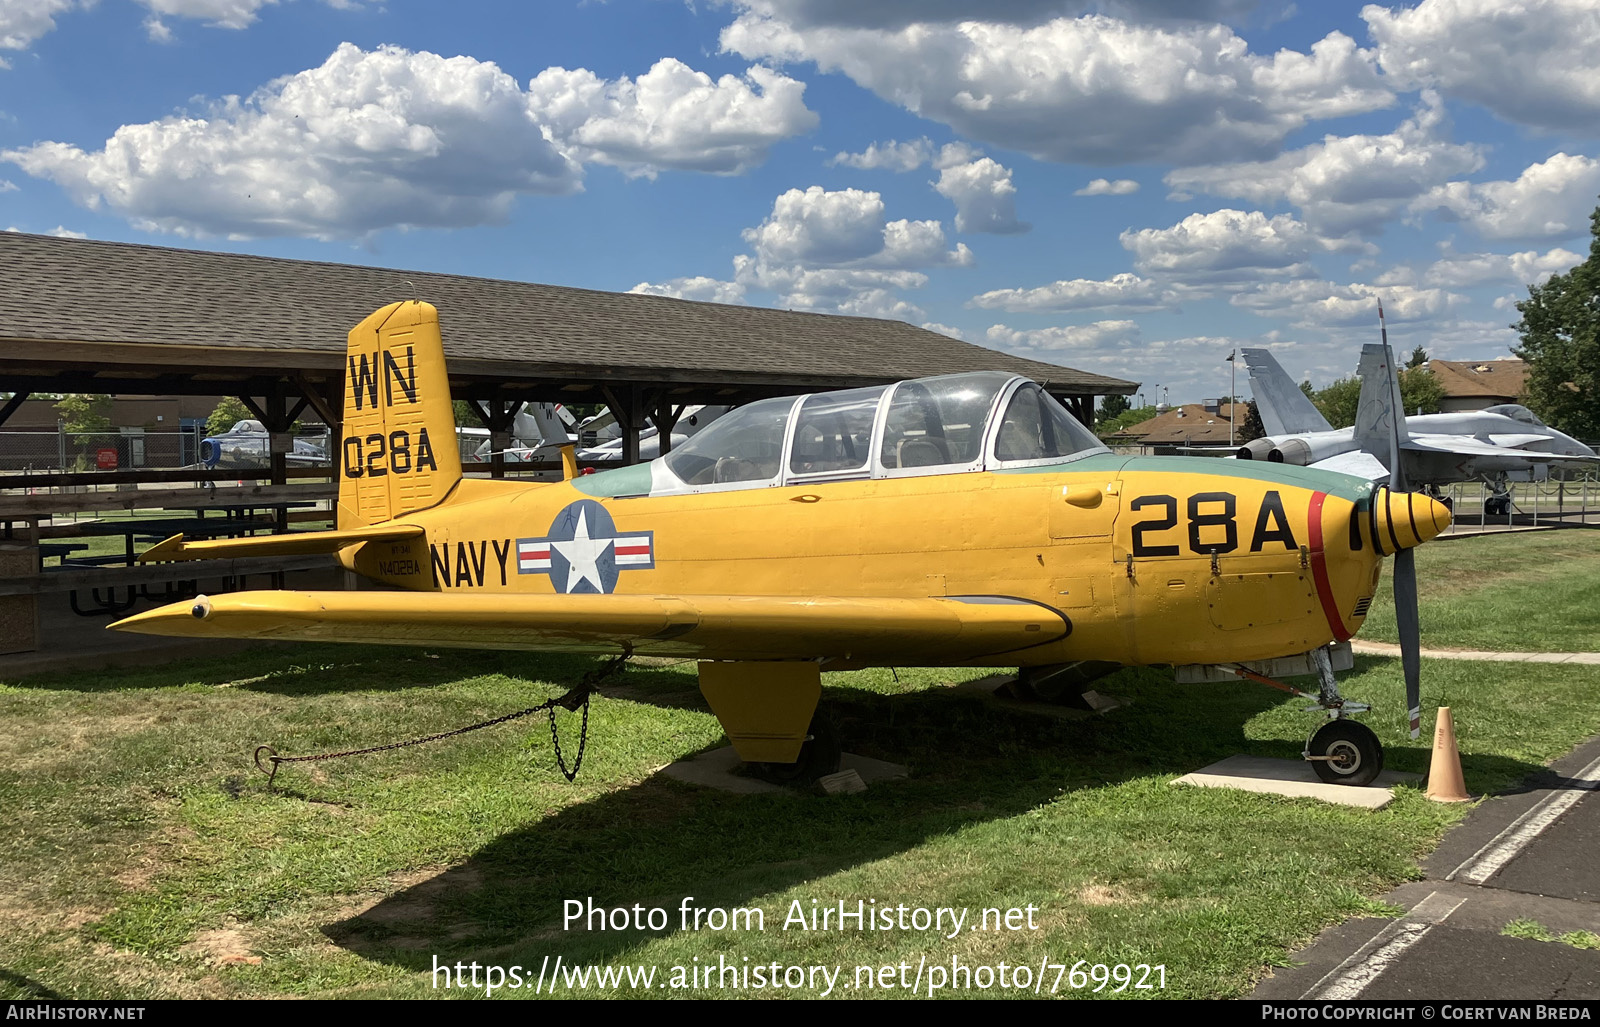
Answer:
[1229, 646, 1386, 787]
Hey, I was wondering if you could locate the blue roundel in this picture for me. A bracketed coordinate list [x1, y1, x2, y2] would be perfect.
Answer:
[514, 500, 655, 595]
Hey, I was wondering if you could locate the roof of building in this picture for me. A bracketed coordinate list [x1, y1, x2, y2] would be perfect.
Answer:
[0, 232, 1137, 402]
[1112, 402, 1249, 446]
[1428, 358, 1527, 401]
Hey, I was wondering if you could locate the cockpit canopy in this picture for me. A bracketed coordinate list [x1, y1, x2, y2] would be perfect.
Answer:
[1483, 403, 1546, 428]
[653, 372, 1107, 495]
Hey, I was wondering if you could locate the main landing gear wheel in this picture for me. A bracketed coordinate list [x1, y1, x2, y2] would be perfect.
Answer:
[751, 711, 842, 786]
[1307, 720, 1384, 787]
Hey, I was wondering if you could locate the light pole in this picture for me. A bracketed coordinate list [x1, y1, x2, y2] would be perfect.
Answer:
[1226, 348, 1237, 446]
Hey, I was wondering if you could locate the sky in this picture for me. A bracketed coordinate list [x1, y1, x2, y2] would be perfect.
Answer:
[2, 0, 1598, 406]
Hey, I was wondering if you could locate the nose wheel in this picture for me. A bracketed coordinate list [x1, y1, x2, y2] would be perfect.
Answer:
[1305, 720, 1384, 786]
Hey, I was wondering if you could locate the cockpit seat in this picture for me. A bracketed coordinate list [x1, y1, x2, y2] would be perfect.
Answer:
[896, 437, 949, 468]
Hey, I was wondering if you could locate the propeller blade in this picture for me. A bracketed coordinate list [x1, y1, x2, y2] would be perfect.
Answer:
[1393, 545, 1422, 739]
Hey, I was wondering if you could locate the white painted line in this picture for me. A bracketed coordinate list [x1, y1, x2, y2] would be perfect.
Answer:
[1446, 754, 1600, 886]
[1302, 891, 1467, 1000]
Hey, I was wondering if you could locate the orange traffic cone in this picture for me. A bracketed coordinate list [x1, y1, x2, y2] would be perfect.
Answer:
[1426, 706, 1472, 802]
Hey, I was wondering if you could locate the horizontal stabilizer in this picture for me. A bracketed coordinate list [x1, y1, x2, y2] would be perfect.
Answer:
[110, 591, 1070, 663]
[138, 524, 424, 563]
[1310, 449, 1391, 481]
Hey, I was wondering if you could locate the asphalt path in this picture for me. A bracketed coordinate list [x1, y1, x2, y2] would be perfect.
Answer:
[1252, 734, 1600, 1000]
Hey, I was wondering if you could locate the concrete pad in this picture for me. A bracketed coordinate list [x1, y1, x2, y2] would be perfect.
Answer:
[657, 746, 908, 794]
[1173, 754, 1421, 810]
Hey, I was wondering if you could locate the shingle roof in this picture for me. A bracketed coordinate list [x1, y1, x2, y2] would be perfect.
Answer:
[0, 232, 1136, 395]
[1113, 403, 1248, 445]
[1428, 358, 1527, 401]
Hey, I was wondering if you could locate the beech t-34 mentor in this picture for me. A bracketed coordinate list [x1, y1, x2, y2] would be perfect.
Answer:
[113, 300, 1451, 785]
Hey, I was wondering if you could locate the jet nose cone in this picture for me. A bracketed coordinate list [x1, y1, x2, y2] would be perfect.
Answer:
[1372, 487, 1452, 553]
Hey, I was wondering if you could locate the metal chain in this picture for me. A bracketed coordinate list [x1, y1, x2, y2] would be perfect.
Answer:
[253, 649, 630, 788]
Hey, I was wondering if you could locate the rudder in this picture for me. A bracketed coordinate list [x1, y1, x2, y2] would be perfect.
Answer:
[337, 300, 462, 529]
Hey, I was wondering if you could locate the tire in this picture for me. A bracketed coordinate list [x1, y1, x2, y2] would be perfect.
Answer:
[750, 711, 842, 785]
[1307, 720, 1384, 787]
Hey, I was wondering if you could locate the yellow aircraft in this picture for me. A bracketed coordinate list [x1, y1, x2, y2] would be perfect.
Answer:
[113, 300, 1449, 786]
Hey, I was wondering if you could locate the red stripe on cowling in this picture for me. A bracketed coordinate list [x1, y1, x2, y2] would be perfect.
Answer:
[1307, 491, 1351, 641]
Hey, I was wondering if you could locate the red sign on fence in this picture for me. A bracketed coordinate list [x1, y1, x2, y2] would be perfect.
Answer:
[96, 447, 118, 470]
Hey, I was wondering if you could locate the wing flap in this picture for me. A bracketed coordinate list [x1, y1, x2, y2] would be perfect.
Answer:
[138, 524, 424, 563]
[110, 591, 1069, 662]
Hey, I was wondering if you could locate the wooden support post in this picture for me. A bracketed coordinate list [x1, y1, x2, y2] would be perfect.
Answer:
[649, 391, 681, 456]
[0, 391, 31, 429]
[601, 385, 645, 466]
[467, 396, 523, 479]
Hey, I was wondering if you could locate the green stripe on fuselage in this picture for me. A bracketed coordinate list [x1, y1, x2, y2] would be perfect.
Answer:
[994, 452, 1375, 503]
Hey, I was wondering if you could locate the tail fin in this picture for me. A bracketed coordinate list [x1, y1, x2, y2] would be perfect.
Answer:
[1240, 348, 1332, 435]
[337, 300, 462, 529]
[1351, 341, 1409, 458]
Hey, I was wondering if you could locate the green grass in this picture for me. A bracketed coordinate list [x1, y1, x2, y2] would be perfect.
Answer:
[1, 632, 1598, 1000]
[1358, 530, 1600, 652]
[1501, 921, 1600, 950]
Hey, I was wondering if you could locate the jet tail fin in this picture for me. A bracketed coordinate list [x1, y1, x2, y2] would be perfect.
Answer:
[337, 301, 463, 530]
[1240, 348, 1332, 435]
[1351, 341, 1410, 457]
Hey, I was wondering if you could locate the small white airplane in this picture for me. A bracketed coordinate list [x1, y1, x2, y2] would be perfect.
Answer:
[471, 403, 733, 465]
[1239, 338, 1595, 513]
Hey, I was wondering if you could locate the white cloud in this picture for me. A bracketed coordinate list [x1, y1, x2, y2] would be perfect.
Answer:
[969, 271, 1178, 313]
[920, 321, 968, 340]
[1120, 209, 1327, 280]
[723, 14, 1391, 166]
[1413, 153, 1600, 242]
[828, 138, 931, 171]
[728, 1, 1265, 31]
[44, 224, 85, 237]
[3, 44, 816, 238]
[828, 137, 981, 172]
[0, 178, 16, 192]
[143, 15, 173, 42]
[934, 157, 1028, 234]
[986, 320, 1142, 351]
[740, 185, 972, 268]
[0, 0, 74, 65]
[1423, 247, 1582, 288]
[527, 59, 817, 177]
[1363, 0, 1600, 132]
[731, 184, 972, 319]
[1231, 280, 1464, 327]
[1165, 92, 1485, 235]
[628, 277, 747, 304]
[4, 44, 580, 239]
[136, 0, 280, 30]
[1075, 178, 1139, 196]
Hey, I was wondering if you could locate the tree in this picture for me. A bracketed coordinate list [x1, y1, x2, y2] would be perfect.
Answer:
[453, 400, 485, 429]
[207, 397, 253, 437]
[1238, 400, 1265, 443]
[55, 394, 112, 434]
[1314, 367, 1442, 428]
[1095, 393, 1130, 427]
[1406, 345, 1429, 369]
[1096, 405, 1158, 439]
[1513, 205, 1599, 439]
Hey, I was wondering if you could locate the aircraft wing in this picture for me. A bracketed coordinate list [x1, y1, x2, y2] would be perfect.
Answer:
[1241, 348, 1333, 435]
[138, 524, 425, 562]
[1403, 435, 1596, 462]
[109, 591, 1070, 663]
